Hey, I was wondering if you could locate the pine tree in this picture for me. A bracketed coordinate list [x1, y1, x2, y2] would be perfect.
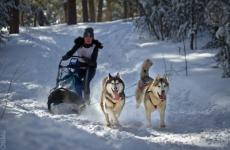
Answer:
[82, 0, 89, 22]
[97, 0, 103, 22]
[9, 0, 20, 34]
[123, 0, 128, 19]
[0, 1, 14, 41]
[64, 1, 68, 23]
[106, 0, 112, 21]
[67, 0, 77, 25]
[88, 0, 95, 22]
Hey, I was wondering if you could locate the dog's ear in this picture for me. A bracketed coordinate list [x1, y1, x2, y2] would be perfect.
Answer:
[149, 78, 157, 88]
[153, 78, 159, 86]
[108, 73, 112, 79]
[156, 74, 160, 80]
[153, 75, 160, 86]
[164, 74, 170, 84]
[116, 72, 120, 78]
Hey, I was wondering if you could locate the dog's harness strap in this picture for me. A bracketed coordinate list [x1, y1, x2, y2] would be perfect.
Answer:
[139, 82, 146, 91]
[105, 95, 116, 104]
[146, 90, 165, 109]
[146, 94, 158, 109]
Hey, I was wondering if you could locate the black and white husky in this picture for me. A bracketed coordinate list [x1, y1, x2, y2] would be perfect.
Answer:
[100, 73, 125, 127]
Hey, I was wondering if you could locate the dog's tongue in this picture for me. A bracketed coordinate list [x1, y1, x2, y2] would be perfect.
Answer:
[160, 95, 164, 99]
[159, 93, 166, 100]
[113, 91, 120, 100]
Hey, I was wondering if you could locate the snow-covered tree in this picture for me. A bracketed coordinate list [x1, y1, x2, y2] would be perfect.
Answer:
[136, 0, 230, 77]
[215, 24, 230, 77]
[0, 0, 16, 42]
[205, 0, 230, 77]
[136, 0, 207, 42]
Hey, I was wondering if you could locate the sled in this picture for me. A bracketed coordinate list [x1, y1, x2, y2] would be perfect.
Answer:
[47, 56, 90, 113]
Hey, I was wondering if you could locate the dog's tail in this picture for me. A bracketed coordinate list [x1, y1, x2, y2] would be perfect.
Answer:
[140, 59, 153, 80]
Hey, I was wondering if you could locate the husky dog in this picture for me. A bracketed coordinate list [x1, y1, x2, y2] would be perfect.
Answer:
[141, 75, 169, 128]
[135, 59, 153, 108]
[100, 73, 125, 127]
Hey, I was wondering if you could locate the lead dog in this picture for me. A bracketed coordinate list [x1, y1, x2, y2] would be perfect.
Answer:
[100, 73, 125, 127]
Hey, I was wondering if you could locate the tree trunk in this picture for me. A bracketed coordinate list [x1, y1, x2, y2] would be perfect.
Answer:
[123, 0, 128, 19]
[67, 0, 77, 25]
[88, 0, 95, 22]
[33, 13, 37, 27]
[20, 11, 24, 26]
[159, 16, 164, 40]
[190, 33, 194, 50]
[135, 0, 139, 17]
[190, 0, 195, 50]
[82, 0, 88, 22]
[64, 1, 68, 23]
[97, 0, 103, 22]
[9, 0, 20, 34]
[128, 1, 134, 18]
[106, 0, 112, 21]
[183, 35, 188, 76]
[138, 2, 144, 16]
[37, 9, 45, 26]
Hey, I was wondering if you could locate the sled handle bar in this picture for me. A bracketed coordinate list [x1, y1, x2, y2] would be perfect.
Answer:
[59, 65, 89, 69]
[61, 56, 85, 61]
[58, 56, 85, 66]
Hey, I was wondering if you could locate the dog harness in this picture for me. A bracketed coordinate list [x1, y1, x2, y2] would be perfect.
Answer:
[146, 89, 165, 109]
[138, 78, 153, 91]
[138, 81, 147, 91]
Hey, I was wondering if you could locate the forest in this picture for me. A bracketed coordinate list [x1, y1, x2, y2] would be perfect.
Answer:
[1, 0, 229, 77]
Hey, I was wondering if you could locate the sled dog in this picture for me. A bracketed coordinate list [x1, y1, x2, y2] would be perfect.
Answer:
[135, 59, 153, 108]
[100, 73, 125, 127]
[140, 75, 169, 128]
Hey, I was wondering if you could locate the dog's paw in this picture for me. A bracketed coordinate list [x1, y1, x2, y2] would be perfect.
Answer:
[160, 124, 166, 128]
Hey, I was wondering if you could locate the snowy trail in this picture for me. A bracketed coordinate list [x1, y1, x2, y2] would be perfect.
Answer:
[4, 98, 230, 150]
[1, 20, 230, 150]
[3, 98, 230, 150]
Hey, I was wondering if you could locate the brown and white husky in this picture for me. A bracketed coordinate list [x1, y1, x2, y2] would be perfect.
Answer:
[135, 59, 169, 128]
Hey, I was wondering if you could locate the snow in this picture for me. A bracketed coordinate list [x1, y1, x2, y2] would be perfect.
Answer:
[0, 20, 230, 150]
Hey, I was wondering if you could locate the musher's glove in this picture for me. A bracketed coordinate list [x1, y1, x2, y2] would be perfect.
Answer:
[94, 40, 103, 49]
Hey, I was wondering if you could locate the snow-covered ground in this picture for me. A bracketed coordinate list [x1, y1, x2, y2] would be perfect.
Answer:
[0, 20, 230, 150]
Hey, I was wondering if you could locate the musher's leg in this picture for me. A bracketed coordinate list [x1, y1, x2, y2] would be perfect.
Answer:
[74, 69, 85, 98]
[84, 67, 96, 103]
